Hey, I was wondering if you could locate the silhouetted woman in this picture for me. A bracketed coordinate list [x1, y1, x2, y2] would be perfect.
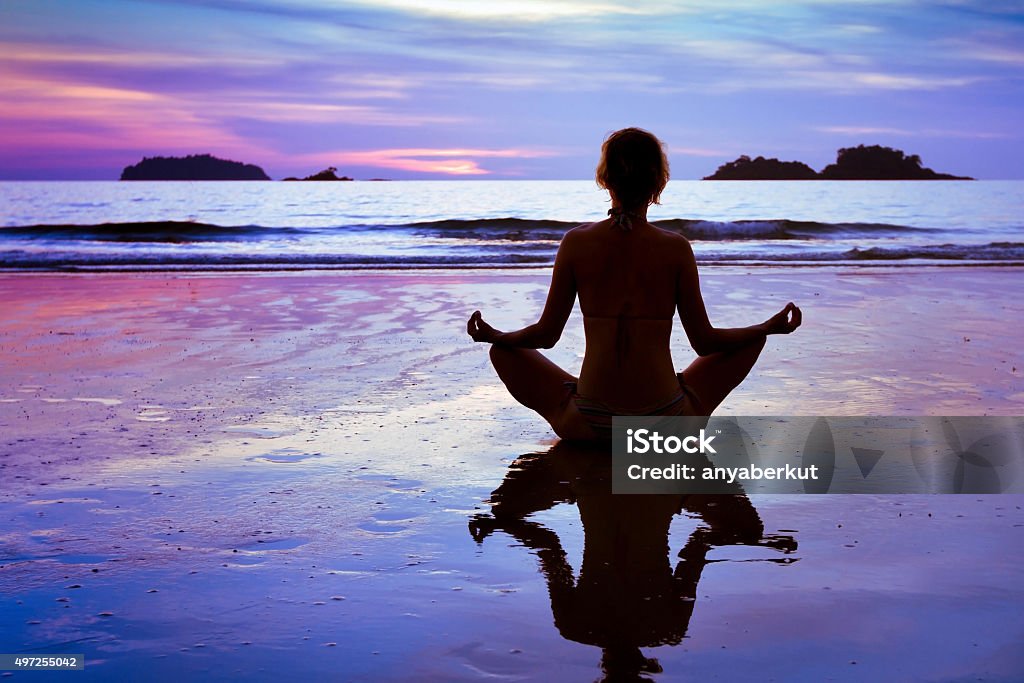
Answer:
[468, 127, 801, 440]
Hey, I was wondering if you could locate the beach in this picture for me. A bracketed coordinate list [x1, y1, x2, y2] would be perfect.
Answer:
[2, 266, 1023, 680]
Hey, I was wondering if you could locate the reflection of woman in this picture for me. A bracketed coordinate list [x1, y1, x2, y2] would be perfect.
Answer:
[470, 441, 797, 680]
[468, 128, 801, 440]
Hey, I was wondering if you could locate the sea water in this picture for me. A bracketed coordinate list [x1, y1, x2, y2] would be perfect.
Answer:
[0, 180, 1021, 269]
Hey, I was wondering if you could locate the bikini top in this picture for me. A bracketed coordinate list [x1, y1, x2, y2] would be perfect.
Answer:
[607, 207, 644, 231]
[583, 312, 674, 322]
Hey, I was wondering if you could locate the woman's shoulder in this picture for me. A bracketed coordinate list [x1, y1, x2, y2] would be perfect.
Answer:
[647, 224, 691, 248]
[561, 220, 692, 249]
[648, 222, 687, 241]
[566, 220, 604, 234]
[559, 220, 605, 246]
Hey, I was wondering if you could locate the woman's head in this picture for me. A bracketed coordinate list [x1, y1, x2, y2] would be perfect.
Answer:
[595, 127, 670, 209]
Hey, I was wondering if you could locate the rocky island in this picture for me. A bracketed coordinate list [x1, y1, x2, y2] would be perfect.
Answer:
[282, 166, 353, 181]
[818, 145, 971, 179]
[702, 155, 818, 180]
[120, 154, 270, 181]
[704, 145, 972, 180]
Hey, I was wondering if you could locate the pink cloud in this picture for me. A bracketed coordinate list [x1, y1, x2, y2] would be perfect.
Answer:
[299, 147, 557, 175]
[0, 57, 557, 177]
[0, 65, 274, 166]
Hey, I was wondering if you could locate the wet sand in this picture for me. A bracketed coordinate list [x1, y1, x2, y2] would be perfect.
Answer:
[1, 267, 1023, 681]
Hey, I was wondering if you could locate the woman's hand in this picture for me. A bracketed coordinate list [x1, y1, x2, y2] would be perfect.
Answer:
[467, 310, 502, 343]
[765, 302, 802, 335]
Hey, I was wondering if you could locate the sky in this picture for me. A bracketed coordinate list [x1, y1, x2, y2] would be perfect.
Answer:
[1, 0, 1022, 180]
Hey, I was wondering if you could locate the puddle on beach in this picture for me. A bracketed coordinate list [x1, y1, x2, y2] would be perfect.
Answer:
[357, 521, 410, 535]
[223, 423, 299, 439]
[25, 497, 103, 506]
[135, 405, 217, 422]
[237, 537, 309, 552]
[324, 404, 388, 414]
[246, 448, 324, 464]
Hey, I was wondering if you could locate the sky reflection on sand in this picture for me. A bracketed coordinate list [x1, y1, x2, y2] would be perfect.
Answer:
[1, 269, 1023, 680]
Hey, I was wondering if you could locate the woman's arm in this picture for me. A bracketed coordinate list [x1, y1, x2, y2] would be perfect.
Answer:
[676, 238, 800, 356]
[467, 231, 578, 349]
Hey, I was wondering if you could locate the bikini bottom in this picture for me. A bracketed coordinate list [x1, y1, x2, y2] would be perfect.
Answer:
[565, 373, 706, 441]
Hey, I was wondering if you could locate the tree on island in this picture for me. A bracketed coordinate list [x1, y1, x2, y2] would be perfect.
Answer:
[703, 155, 818, 180]
[819, 144, 971, 180]
[120, 154, 269, 180]
[703, 145, 971, 180]
[282, 166, 353, 181]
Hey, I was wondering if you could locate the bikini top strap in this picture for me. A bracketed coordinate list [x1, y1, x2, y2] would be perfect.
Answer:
[607, 207, 636, 231]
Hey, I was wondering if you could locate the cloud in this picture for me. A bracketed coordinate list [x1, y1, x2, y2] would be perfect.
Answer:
[949, 42, 1024, 66]
[848, 72, 981, 90]
[658, 32, 985, 94]
[297, 147, 557, 175]
[0, 42, 276, 69]
[222, 0, 654, 23]
[211, 100, 464, 126]
[836, 23, 883, 35]
[0, 55, 468, 174]
[666, 146, 730, 158]
[385, 0, 645, 21]
[0, 65, 274, 165]
[817, 125, 914, 135]
[670, 38, 828, 71]
[815, 125, 1010, 139]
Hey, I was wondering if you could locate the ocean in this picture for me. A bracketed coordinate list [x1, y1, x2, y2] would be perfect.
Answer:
[1, 180, 1021, 270]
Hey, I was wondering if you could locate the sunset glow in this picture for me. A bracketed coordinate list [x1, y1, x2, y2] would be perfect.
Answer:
[1, 1, 1022, 179]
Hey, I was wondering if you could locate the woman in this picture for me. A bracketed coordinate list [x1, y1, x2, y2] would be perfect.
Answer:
[467, 127, 801, 440]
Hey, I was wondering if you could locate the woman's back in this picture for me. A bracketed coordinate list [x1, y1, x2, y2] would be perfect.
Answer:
[567, 218, 688, 410]
[468, 126, 800, 440]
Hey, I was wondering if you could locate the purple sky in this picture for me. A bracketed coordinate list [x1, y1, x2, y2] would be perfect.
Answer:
[2, 0, 1023, 179]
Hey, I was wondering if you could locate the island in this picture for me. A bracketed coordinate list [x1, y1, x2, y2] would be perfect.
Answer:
[704, 145, 972, 180]
[282, 166, 353, 181]
[120, 154, 270, 181]
[702, 155, 817, 180]
[818, 145, 972, 180]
